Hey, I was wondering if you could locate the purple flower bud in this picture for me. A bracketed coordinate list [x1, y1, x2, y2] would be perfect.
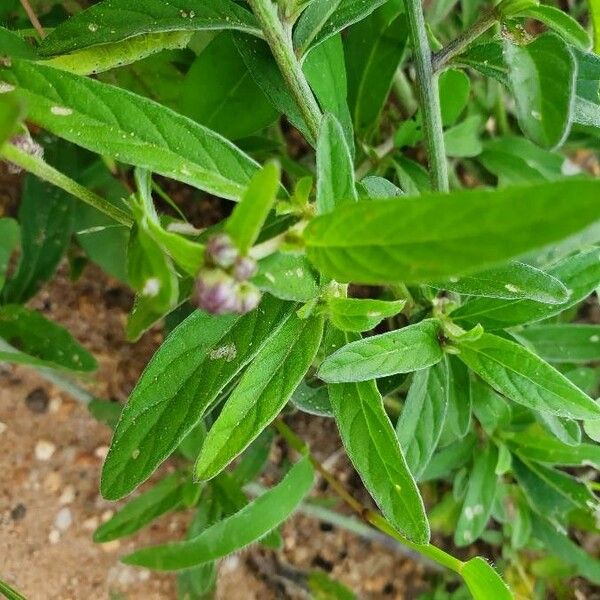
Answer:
[205, 233, 238, 268]
[232, 256, 257, 281]
[236, 283, 261, 314]
[5, 134, 44, 174]
[194, 269, 239, 315]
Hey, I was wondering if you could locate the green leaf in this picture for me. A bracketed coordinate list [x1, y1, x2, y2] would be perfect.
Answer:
[457, 333, 600, 420]
[461, 557, 514, 600]
[0, 578, 27, 600]
[179, 33, 278, 140]
[1, 60, 258, 201]
[420, 433, 477, 482]
[396, 361, 449, 479]
[432, 261, 569, 303]
[38, 0, 260, 56]
[439, 69, 471, 127]
[512, 324, 600, 363]
[303, 34, 354, 153]
[505, 427, 600, 469]
[454, 443, 499, 546]
[94, 472, 185, 542]
[345, 2, 408, 135]
[316, 113, 356, 214]
[195, 313, 324, 480]
[318, 319, 443, 383]
[226, 161, 280, 254]
[253, 253, 320, 302]
[572, 47, 600, 129]
[443, 115, 483, 158]
[0, 26, 36, 60]
[471, 377, 512, 435]
[0, 94, 22, 148]
[123, 456, 314, 570]
[329, 375, 430, 543]
[0, 218, 19, 292]
[293, 0, 390, 56]
[532, 515, 600, 585]
[452, 248, 600, 330]
[0, 305, 96, 372]
[326, 297, 405, 332]
[308, 571, 357, 600]
[522, 5, 592, 51]
[504, 34, 576, 149]
[592, 0, 600, 52]
[101, 296, 294, 500]
[303, 180, 600, 285]
[445, 355, 472, 438]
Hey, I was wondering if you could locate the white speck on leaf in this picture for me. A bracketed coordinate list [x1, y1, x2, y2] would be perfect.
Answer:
[209, 343, 237, 362]
[0, 82, 15, 93]
[142, 278, 161, 297]
[132, 449, 140, 459]
[504, 283, 520, 293]
[88, 23, 98, 32]
[51, 106, 73, 116]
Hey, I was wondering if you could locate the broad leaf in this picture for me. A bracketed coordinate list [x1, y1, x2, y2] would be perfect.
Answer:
[513, 324, 600, 364]
[457, 333, 600, 420]
[101, 296, 294, 500]
[0, 218, 19, 292]
[318, 319, 442, 383]
[445, 355, 472, 438]
[0, 60, 258, 201]
[396, 361, 449, 479]
[94, 472, 185, 542]
[522, 5, 592, 50]
[432, 261, 569, 303]
[461, 557, 514, 600]
[179, 33, 278, 140]
[326, 297, 405, 332]
[504, 34, 576, 149]
[303, 180, 600, 284]
[195, 313, 324, 480]
[452, 248, 600, 330]
[293, 0, 389, 56]
[123, 456, 314, 569]
[329, 374, 429, 542]
[454, 443, 499, 546]
[39, 0, 260, 56]
[253, 253, 320, 302]
[316, 113, 356, 214]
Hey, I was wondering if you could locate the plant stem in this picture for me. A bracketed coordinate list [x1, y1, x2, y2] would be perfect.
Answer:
[274, 419, 465, 576]
[1, 143, 133, 228]
[404, 0, 449, 192]
[18, 0, 46, 38]
[431, 9, 499, 72]
[246, 0, 322, 142]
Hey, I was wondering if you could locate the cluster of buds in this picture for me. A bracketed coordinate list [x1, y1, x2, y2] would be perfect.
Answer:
[4, 133, 44, 174]
[193, 234, 261, 315]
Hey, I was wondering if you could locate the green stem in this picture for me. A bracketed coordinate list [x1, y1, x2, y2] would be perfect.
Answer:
[246, 0, 322, 142]
[404, 0, 449, 192]
[274, 419, 465, 576]
[431, 9, 499, 72]
[1, 143, 133, 227]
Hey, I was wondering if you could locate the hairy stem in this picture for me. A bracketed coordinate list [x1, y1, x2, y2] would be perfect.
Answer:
[274, 419, 464, 575]
[18, 0, 46, 38]
[432, 9, 499, 72]
[1, 144, 133, 227]
[246, 0, 322, 142]
[404, 0, 449, 192]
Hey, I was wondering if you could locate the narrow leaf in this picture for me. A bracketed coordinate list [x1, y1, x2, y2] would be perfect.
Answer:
[123, 456, 314, 570]
[318, 319, 443, 383]
[461, 557, 514, 600]
[326, 297, 405, 333]
[457, 333, 600, 419]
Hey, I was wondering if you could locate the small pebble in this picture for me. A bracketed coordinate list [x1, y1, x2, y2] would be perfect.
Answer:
[0, 421, 6, 435]
[25, 387, 49, 413]
[54, 507, 73, 532]
[48, 529, 61, 544]
[94, 446, 109, 459]
[82, 516, 99, 531]
[43, 471, 62, 493]
[35, 440, 56, 461]
[10, 504, 26, 521]
[59, 485, 76, 505]
[100, 509, 114, 523]
[100, 540, 120, 552]
[49, 396, 63, 413]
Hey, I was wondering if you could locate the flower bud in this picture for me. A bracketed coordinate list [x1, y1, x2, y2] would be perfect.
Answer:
[205, 233, 239, 268]
[236, 283, 261, 314]
[5, 134, 44, 174]
[232, 256, 257, 281]
[194, 269, 239, 315]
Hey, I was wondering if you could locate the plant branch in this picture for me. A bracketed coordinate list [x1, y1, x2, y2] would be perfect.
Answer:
[274, 419, 464, 575]
[432, 9, 499, 72]
[246, 0, 322, 142]
[1, 143, 133, 228]
[404, 0, 449, 192]
[18, 0, 46, 38]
